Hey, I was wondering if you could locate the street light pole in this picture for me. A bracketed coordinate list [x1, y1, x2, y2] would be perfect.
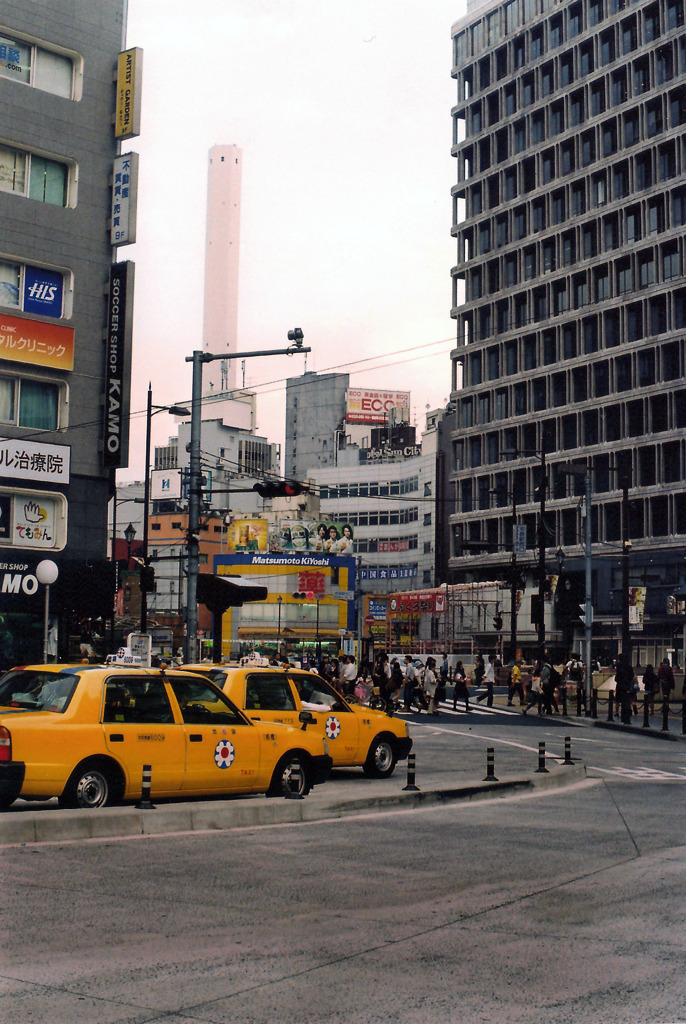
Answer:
[536, 448, 547, 653]
[141, 384, 153, 634]
[509, 490, 518, 662]
[141, 385, 190, 635]
[184, 335, 311, 662]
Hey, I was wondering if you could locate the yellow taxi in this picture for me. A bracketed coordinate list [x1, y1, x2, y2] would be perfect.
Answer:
[0, 664, 332, 809]
[182, 664, 412, 778]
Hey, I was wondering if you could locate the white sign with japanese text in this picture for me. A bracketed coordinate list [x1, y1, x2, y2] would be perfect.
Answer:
[0, 438, 70, 484]
[110, 152, 139, 246]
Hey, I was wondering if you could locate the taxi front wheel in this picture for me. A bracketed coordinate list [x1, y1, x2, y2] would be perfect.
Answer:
[60, 759, 122, 809]
[363, 737, 397, 779]
[267, 754, 312, 798]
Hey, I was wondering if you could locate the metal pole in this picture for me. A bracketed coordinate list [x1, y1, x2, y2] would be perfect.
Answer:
[184, 342, 311, 663]
[584, 461, 593, 713]
[42, 583, 51, 662]
[537, 449, 547, 653]
[510, 491, 517, 661]
[185, 350, 205, 663]
[621, 479, 631, 661]
[141, 383, 152, 635]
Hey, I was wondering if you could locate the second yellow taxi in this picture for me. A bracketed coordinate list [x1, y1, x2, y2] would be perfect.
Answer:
[182, 664, 412, 778]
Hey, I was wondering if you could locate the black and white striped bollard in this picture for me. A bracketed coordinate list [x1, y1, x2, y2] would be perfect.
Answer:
[535, 741, 549, 773]
[135, 763, 155, 809]
[403, 752, 419, 791]
[482, 747, 498, 781]
[563, 736, 573, 765]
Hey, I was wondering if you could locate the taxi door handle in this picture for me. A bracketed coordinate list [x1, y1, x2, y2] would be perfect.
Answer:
[108, 734, 124, 742]
[189, 734, 203, 742]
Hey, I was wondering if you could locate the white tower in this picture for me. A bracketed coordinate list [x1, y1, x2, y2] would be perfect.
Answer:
[202, 144, 242, 394]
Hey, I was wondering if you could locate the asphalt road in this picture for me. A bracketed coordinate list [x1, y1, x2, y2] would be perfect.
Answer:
[2, 704, 685, 1024]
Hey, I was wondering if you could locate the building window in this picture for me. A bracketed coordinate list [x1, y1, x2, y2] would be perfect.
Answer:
[0, 257, 68, 318]
[0, 374, 61, 429]
[0, 144, 70, 206]
[662, 243, 680, 280]
[638, 251, 655, 288]
[0, 34, 75, 98]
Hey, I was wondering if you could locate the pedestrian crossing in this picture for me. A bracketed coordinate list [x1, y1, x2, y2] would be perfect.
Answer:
[590, 765, 686, 781]
[397, 699, 516, 719]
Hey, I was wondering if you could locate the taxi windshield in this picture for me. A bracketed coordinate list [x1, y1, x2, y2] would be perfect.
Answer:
[0, 669, 79, 713]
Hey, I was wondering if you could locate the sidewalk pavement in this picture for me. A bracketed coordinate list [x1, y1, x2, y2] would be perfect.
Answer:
[469, 686, 686, 741]
[1, 760, 586, 847]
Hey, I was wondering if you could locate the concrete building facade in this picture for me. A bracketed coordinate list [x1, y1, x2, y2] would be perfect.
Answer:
[0, 1, 128, 663]
[448, 0, 686, 660]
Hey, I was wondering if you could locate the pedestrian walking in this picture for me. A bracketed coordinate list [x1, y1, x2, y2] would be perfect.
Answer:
[507, 658, 525, 706]
[565, 653, 585, 711]
[389, 657, 404, 708]
[614, 654, 637, 724]
[477, 654, 496, 707]
[541, 656, 561, 714]
[342, 655, 358, 695]
[402, 655, 417, 711]
[452, 660, 470, 712]
[523, 660, 544, 714]
[658, 658, 675, 719]
[642, 663, 660, 714]
[425, 657, 440, 715]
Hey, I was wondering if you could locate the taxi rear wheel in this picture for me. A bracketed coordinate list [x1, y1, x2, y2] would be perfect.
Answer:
[267, 754, 311, 798]
[60, 760, 121, 809]
[363, 737, 397, 778]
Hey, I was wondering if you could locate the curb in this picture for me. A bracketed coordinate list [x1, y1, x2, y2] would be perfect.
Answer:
[0, 763, 585, 845]
[589, 718, 686, 741]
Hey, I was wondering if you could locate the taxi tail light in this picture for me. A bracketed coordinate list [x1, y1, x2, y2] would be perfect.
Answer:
[0, 727, 11, 762]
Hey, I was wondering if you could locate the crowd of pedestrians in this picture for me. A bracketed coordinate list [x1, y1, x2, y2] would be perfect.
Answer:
[304, 647, 680, 724]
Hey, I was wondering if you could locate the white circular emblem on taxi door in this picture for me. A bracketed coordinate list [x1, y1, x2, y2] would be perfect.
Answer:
[214, 740, 236, 768]
[325, 716, 341, 739]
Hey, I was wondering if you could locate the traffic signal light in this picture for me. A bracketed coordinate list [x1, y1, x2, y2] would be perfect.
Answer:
[253, 479, 306, 498]
[292, 590, 315, 600]
[493, 613, 503, 631]
[140, 563, 156, 593]
[578, 603, 593, 627]
[555, 572, 584, 625]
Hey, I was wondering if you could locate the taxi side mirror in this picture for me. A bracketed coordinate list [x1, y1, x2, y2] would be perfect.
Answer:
[299, 710, 315, 730]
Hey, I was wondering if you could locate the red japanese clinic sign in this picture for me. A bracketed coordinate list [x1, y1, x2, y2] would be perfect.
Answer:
[346, 388, 410, 425]
[0, 314, 74, 371]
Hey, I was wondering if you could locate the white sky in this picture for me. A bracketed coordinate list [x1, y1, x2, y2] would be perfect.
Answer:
[120, 0, 466, 482]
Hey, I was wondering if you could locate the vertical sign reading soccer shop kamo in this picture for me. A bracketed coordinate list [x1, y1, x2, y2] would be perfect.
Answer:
[103, 263, 134, 469]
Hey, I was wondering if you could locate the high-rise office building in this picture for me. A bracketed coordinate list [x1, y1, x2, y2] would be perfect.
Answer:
[448, 0, 686, 652]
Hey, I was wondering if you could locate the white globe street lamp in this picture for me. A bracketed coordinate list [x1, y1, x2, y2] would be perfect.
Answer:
[36, 559, 59, 663]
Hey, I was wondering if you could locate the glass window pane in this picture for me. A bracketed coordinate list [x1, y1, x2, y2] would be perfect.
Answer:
[33, 47, 73, 98]
[29, 156, 68, 205]
[18, 379, 59, 429]
[0, 35, 31, 84]
[0, 376, 15, 422]
[0, 144, 26, 194]
[0, 260, 20, 307]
